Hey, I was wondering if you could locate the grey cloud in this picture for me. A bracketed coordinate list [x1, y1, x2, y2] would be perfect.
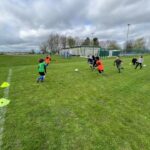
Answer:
[0, 0, 150, 51]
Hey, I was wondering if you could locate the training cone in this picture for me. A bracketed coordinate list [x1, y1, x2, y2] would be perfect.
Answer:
[0, 82, 10, 88]
[75, 68, 79, 72]
[0, 98, 10, 107]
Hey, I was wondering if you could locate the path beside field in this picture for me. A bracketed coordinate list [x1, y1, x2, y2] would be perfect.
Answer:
[0, 69, 12, 150]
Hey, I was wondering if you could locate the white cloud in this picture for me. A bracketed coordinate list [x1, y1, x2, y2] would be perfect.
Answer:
[0, 0, 150, 51]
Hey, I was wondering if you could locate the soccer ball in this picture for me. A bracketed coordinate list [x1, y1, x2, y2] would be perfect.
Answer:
[143, 64, 147, 67]
[75, 68, 79, 72]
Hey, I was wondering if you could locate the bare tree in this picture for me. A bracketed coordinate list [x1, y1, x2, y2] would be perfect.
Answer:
[67, 36, 76, 48]
[40, 41, 48, 54]
[75, 36, 82, 46]
[60, 35, 67, 49]
[125, 40, 134, 52]
[133, 37, 145, 50]
[107, 40, 121, 50]
[99, 41, 108, 49]
[47, 33, 60, 52]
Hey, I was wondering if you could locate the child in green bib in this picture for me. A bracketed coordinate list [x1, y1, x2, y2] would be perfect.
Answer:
[37, 59, 46, 82]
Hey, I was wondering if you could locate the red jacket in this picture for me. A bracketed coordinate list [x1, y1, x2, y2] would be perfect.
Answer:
[45, 57, 51, 64]
[96, 60, 104, 71]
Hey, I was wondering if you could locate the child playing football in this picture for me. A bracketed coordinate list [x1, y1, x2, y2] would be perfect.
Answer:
[37, 59, 47, 83]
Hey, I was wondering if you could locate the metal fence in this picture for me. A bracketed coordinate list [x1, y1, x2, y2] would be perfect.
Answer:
[60, 47, 122, 58]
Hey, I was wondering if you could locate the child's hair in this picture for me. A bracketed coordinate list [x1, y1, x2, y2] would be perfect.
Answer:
[92, 55, 95, 59]
[96, 56, 99, 60]
[39, 58, 44, 63]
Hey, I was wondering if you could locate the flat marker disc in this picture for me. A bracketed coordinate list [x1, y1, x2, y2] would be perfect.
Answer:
[0, 82, 10, 88]
[0, 98, 10, 107]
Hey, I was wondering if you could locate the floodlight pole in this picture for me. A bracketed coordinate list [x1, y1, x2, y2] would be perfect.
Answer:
[126, 24, 130, 55]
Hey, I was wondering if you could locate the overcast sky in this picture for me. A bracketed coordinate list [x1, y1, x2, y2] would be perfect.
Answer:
[0, 0, 150, 52]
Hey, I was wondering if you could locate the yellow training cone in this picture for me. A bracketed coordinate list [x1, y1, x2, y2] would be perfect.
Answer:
[0, 82, 10, 88]
[0, 98, 10, 107]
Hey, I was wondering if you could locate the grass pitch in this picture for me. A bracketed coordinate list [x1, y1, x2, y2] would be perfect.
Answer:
[0, 55, 150, 150]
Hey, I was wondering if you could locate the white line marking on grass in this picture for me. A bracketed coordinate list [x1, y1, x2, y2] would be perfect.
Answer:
[0, 69, 12, 149]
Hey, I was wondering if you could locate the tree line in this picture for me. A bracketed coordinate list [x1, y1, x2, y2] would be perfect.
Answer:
[125, 38, 147, 52]
[39, 33, 147, 53]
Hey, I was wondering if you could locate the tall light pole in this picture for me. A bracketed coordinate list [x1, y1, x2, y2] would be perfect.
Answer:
[126, 24, 130, 55]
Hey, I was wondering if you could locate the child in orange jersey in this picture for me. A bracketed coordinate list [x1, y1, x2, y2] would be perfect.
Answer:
[45, 55, 51, 67]
[96, 57, 104, 74]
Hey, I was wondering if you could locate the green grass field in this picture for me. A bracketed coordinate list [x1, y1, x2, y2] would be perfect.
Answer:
[0, 55, 150, 150]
